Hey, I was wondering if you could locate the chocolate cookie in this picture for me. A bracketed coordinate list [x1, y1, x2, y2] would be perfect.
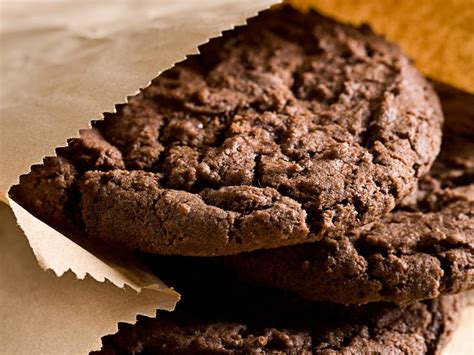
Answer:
[224, 96, 474, 305]
[11, 6, 443, 256]
[93, 260, 462, 355]
[95, 297, 462, 354]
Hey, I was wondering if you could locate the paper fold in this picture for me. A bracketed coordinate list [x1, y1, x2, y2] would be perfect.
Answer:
[0, 204, 179, 354]
[9, 198, 177, 292]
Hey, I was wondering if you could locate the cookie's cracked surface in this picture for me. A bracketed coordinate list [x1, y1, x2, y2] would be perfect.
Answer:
[225, 92, 474, 304]
[11, 7, 443, 256]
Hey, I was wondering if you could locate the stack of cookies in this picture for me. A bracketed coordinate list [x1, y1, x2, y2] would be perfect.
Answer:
[12, 6, 473, 354]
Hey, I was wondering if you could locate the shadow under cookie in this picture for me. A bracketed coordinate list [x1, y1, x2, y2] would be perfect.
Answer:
[93, 259, 463, 355]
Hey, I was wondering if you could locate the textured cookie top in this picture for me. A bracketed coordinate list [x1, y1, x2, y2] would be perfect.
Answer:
[225, 99, 474, 304]
[93, 259, 462, 355]
[12, 7, 443, 256]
